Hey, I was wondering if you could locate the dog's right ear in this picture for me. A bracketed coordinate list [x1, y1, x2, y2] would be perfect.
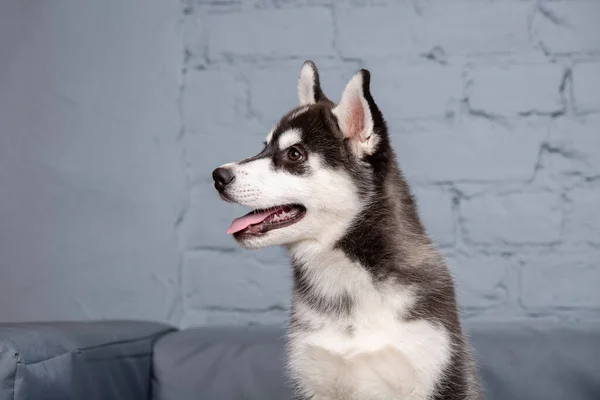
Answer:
[298, 60, 328, 106]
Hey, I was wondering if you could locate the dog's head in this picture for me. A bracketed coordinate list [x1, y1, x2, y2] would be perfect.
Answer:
[212, 61, 392, 249]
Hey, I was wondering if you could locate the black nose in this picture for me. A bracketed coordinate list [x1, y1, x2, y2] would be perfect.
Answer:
[212, 167, 235, 192]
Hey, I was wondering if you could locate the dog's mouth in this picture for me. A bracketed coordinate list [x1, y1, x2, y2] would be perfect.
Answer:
[226, 204, 306, 238]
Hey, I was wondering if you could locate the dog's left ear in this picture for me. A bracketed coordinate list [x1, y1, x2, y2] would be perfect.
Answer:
[298, 60, 328, 106]
[332, 69, 378, 156]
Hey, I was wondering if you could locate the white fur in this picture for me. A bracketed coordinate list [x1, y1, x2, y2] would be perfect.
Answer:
[278, 129, 302, 150]
[332, 72, 379, 157]
[288, 244, 452, 400]
[224, 153, 361, 249]
[298, 63, 317, 105]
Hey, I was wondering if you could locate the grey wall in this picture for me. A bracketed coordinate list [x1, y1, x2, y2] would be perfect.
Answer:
[0, 0, 598, 327]
[0, 0, 185, 323]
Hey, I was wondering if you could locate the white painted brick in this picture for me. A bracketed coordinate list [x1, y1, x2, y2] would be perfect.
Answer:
[252, 246, 290, 268]
[445, 251, 511, 309]
[371, 63, 462, 119]
[564, 186, 600, 246]
[184, 251, 291, 310]
[521, 251, 600, 309]
[547, 117, 600, 180]
[184, 119, 269, 183]
[206, 8, 334, 59]
[413, 186, 455, 247]
[181, 181, 253, 249]
[461, 192, 563, 245]
[336, 2, 531, 58]
[468, 64, 564, 116]
[336, 5, 421, 59]
[183, 68, 247, 131]
[532, 1, 600, 54]
[573, 63, 600, 112]
[392, 120, 546, 183]
[248, 64, 305, 124]
[419, 1, 532, 55]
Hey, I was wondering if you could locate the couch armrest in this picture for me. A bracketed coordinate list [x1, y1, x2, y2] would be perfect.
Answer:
[0, 320, 175, 400]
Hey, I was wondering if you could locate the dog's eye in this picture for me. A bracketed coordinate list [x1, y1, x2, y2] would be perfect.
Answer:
[287, 147, 304, 162]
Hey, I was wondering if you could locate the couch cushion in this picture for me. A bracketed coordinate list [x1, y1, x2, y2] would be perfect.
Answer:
[153, 320, 600, 400]
[152, 326, 290, 400]
[0, 320, 175, 400]
[470, 320, 600, 399]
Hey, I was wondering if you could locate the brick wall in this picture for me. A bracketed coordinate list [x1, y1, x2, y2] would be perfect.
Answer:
[179, 0, 600, 327]
[2, 0, 595, 326]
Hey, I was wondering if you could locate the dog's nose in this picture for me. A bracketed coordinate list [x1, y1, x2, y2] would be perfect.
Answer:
[212, 167, 235, 192]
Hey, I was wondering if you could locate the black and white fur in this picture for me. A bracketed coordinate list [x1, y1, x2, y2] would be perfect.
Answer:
[213, 61, 481, 400]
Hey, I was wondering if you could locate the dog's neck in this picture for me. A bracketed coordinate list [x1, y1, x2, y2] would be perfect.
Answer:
[284, 154, 446, 332]
[288, 160, 435, 283]
[284, 193, 426, 327]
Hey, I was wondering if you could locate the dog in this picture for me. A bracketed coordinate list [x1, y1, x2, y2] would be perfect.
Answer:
[212, 61, 481, 400]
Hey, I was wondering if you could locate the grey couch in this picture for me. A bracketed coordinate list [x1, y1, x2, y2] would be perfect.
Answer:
[0, 320, 598, 400]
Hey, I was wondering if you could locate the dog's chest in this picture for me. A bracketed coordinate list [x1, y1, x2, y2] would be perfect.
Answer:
[288, 249, 451, 399]
[290, 307, 450, 399]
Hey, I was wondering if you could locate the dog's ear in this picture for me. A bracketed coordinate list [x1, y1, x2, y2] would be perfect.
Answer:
[332, 69, 378, 156]
[298, 60, 328, 106]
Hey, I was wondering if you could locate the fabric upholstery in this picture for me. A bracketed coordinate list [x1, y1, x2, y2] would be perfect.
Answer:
[153, 321, 600, 400]
[0, 320, 174, 400]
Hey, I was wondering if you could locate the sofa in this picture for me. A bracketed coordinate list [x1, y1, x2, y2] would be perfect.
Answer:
[0, 320, 598, 400]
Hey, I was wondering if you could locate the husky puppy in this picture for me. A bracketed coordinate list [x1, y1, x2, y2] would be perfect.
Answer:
[212, 61, 481, 400]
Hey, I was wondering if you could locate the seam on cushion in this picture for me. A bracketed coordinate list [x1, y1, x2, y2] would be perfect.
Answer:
[19, 328, 174, 366]
[19, 350, 70, 367]
[20, 335, 158, 366]
[77, 329, 175, 352]
[76, 352, 152, 362]
[23, 350, 152, 367]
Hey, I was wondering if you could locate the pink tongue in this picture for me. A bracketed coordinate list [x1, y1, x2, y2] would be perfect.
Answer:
[226, 210, 274, 234]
